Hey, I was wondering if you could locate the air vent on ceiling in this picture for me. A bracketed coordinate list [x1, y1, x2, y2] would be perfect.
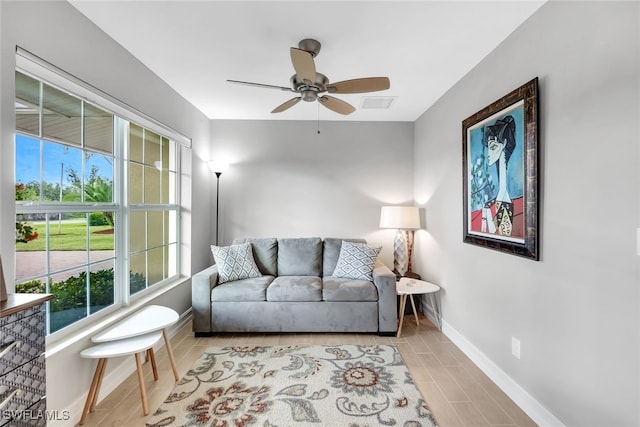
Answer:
[360, 96, 396, 109]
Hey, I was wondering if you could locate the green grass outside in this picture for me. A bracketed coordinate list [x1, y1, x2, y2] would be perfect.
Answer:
[16, 221, 114, 251]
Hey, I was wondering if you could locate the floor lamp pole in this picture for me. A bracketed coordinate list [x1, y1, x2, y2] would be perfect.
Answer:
[215, 171, 221, 246]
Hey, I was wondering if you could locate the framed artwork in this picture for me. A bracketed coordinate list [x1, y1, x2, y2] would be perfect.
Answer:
[462, 77, 539, 260]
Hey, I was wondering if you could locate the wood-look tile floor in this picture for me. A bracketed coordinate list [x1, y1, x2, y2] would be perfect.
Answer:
[77, 314, 538, 426]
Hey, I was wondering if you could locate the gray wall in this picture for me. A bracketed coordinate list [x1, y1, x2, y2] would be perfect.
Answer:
[0, 1, 211, 424]
[209, 119, 415, 266]
[413, 2, 639, 426]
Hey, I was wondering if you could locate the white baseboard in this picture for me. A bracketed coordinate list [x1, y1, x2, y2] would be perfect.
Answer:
[441, 320, 565, 427]
[420, 295, 440, 330]
[49, 309, 192, 427]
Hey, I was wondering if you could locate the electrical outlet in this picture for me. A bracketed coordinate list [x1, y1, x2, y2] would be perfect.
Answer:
[511, 337, 521, 359]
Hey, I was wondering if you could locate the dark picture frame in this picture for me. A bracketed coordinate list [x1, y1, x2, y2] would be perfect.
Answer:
[462, 78, 539, 260]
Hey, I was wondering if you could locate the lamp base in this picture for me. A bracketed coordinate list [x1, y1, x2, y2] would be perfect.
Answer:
[404, 271, 421, 280]
[392, 269, 421, 282]
[393, 230, 409, 276]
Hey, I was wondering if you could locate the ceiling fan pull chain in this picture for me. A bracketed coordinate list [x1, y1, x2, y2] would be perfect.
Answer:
[317, 102, 321, 134]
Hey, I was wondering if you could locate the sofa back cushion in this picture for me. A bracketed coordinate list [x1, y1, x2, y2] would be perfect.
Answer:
[277, 237, 322, 276]
[233, 238, 278, 276]
[322, 238, 367, 277]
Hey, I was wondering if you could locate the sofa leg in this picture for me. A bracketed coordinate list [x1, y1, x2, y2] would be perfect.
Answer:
[194, 332, 214, 337]
[378, 331, 396, 337]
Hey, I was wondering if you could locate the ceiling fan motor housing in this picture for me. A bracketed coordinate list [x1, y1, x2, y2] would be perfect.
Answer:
[290, 72, 329, 101]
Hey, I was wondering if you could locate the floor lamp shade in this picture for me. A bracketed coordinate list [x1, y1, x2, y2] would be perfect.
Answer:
[208, 161, 229, 174]
[380, 206, 421, 277]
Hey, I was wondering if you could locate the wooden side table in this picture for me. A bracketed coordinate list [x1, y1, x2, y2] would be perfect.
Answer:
[396, 277, 441, 337]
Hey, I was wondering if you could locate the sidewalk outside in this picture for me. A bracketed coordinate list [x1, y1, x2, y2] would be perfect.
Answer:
[16, 250, 114, 283]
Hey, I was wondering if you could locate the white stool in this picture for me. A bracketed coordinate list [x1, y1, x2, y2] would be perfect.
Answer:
[79, 331, 162, 424]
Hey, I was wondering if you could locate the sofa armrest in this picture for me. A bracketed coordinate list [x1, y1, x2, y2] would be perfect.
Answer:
[192, 264, 219, 335]
[372, 260, 397, 334]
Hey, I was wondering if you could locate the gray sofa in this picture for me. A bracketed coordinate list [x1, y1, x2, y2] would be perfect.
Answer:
[192, 237, 397, 336]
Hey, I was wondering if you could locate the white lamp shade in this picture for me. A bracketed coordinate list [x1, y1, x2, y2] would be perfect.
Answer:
[208, 160, 229, 173]
[379, 206, 421, 230]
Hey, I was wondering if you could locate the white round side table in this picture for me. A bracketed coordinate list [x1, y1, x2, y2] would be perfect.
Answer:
[92, 305, 180, 381]
[396, 277, 441, 337]
[79, 331, 163, 424]
[79, 305, 181, 425]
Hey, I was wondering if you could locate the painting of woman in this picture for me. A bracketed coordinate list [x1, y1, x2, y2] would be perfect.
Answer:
[467, 102, 525, 242]
[462, 78, 538, 259]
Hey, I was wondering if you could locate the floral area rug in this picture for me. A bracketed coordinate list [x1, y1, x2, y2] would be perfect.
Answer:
[146, 344, 437, 427]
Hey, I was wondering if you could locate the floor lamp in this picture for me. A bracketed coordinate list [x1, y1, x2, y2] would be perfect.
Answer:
[208, 161, 229, 246]
[379, 206, 421, 280]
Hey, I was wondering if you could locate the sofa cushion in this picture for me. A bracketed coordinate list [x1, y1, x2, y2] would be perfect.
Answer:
[322, 238, 367, 277]
[211, 242, 262, 284]
[277, 237, 322, 276]
[211, 275, 274, 302]
[233, 237, 278, 276]
[267, 276, 322, 302]
[322, 277, 378, 302]
[332, 241, 382, 281]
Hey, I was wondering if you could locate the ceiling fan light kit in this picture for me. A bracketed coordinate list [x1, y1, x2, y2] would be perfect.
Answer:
[228, 38, 390, 115]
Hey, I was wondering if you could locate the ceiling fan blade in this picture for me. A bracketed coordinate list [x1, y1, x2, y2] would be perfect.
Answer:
[318, 95, 355, 115]
[326, 77, 390, 94]
[271, 97, 302, 113]
[227, 79, 293, 92]
[290, 47, 316, 84]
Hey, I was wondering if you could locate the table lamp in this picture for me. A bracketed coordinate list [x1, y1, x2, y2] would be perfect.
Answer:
[379, 206, 421, 279]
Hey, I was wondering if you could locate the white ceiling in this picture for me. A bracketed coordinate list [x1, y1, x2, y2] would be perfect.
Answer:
[69, 0, 545, 122]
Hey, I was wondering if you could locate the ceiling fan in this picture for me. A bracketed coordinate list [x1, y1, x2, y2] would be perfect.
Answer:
[227, 38, 390, 115]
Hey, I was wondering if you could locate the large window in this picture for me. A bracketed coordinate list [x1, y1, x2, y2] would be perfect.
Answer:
[14, 67, 181, 335]
[127, 124, 179, 296]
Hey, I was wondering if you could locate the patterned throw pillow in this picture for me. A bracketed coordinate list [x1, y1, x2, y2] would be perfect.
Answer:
[332, 241, 382, 281]
[211, 242, 262, 284]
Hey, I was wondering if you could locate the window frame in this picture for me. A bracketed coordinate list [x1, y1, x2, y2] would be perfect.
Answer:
[15, 49, 188, 338]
